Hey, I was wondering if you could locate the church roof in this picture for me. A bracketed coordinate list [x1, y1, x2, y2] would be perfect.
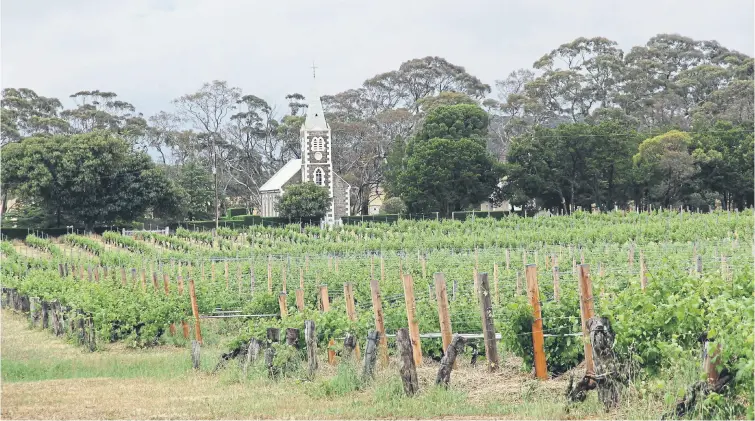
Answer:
[259, 159, 302, 192]
[303, 88, 328, 131]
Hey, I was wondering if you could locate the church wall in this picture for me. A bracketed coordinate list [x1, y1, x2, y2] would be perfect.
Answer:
[332, 175, 350, 219]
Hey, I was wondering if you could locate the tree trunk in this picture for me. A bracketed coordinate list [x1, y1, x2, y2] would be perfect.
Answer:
[305, 320, 317, 377]
[436, 334, 466, 387]
[343, 333, 356, 360]
[362, 330, 380, 380]
[396, 328, 419, 396]
[285, 328, 299, 348]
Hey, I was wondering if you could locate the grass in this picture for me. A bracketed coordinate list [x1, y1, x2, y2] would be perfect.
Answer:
[0, 309, 707, 420]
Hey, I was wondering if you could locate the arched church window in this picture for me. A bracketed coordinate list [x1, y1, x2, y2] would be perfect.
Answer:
[314, 168, 324, 186]
[312, 136, 325, 152]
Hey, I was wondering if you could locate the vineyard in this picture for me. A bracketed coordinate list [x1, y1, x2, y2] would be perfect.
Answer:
[1, 210, 753, 419]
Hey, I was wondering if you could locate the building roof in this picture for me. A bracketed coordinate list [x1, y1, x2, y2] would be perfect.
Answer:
[259, 159, 302, 192]
[303, 87, 328, 131]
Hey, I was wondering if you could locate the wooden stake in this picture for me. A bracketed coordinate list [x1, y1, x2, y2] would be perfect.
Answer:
[369, 278, 388, 367]
[279, 293, 288, 318]
[477, 272, 499, 371]
[267, 256, 272, 293]
[434, 273, 454, 368]
[343, 282, 360, 360]
[315, 336, 331, 366]
[164, 273, 175, 336]
[525, 264, 547, 379]
[640, 251, 647, 291]
[344, 283, 357, 321]
[211, 260, 216, 283]
[299, 267, 304, 290]
[402, 274, 422, 366]
[577, 265, 595, 377]
[295, 289, 305, 312]
[305, 320, 317, 376]
[505, 248, 510, 270]
[319, 285, 330, 312]
[188, 278, 202, 344]
[396, 327, 419, 396]
[553, 266, 560, 301]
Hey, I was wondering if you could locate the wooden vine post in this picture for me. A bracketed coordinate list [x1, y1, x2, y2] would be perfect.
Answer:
[188, 278, 202, 344]
[318, 284, 335, 365]
[369, 278, 389, 366]
[640, 251, 647, 291]
[577, 264, 595, 377]
[279, 293, 288, 318]
[343, 283, 360, 360]
[305, 320, 317, 377]
[402, 274, 422, 366]
[477, 272, 499, 371]
[553, 265, 560, 301]
[396, 327, 419, 396]
[525, 264, 547, 379]
[319, 285, 330, 312]
[295, 289, 305, 311]
[267, 256, 272, 293]
[163, 273, 175, 336]
[177, 275, 189, 339]
[434, 272, 454, 368]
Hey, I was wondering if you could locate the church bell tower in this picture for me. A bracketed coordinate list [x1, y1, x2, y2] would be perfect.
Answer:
[300, 73, 336, 222]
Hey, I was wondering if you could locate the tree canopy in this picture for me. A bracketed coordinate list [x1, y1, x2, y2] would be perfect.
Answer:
[275, 183, 331, 220]
[1, 131, 180, 227]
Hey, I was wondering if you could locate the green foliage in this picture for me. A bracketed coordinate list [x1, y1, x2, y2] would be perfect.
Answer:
[380, 197, 407, 215]
[25, 234, 62, 257]
[397, 138, 502, 216]
[417, 103, 489, 144]
[275, 183, 330, 219]
[174, 161, 213, 221]
[1, 131, 181, 227]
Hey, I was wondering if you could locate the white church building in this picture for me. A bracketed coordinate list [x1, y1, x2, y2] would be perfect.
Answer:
[258, 84, 351, 224]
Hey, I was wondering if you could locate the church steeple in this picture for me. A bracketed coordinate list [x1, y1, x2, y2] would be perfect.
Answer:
[303, 64, 328, 130]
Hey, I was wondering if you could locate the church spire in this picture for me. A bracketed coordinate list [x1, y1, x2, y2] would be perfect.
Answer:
[303, 63, 328, 130]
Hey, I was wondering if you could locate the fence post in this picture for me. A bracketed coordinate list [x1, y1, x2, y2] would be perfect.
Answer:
[553, 266, 560, 301]
[402, 274, 422, 366]
[525, 264, 547, 379]
[305, 320, 317, 377]
[577, 265, 595, 377]
[477, 272, 499, 371]
[319, 285, 330, 312]
[396, 328, 419, 396]
[516, 271, 522, 296]
[434, 273, 453, 368]
[299, 267, 304, 290]
[505, 248, 510, 270]
[164, 273, 175, 336]
[250, 261, 256, 294]
[267, 256, 272, 293]
[369, 278, 389, 367]
[211, 260, 216, 284]
[188, 278, 202, 344]
[295, 289, 305, 311]
[279, 293, 288, 318]
[343, 282, 360, 360]
[640, 251, 647, 291]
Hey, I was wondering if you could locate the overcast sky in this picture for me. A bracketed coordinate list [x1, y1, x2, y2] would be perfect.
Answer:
[2, 0, 753, 117]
